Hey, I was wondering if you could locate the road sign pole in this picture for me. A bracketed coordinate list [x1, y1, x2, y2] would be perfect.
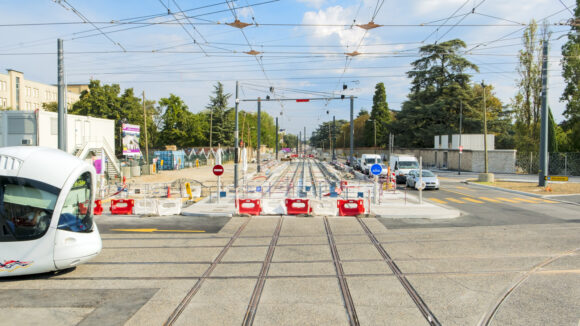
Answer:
[217, 175, 220, 204]
[419, 156, 423, 205]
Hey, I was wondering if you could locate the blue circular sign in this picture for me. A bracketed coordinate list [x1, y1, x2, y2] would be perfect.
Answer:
[370, 164, 382, 175]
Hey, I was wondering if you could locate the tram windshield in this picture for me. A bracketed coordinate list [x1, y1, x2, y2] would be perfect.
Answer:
[58, 172, 93, 233]
[0, 177, 59, 241]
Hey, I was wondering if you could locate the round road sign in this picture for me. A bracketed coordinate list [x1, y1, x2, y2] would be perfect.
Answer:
[213, 164, 224, 176]
[370, 164, 382, 176]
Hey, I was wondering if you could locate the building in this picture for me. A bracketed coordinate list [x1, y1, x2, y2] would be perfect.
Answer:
[0, 69, 84, 111]
[0, 110, 120, 178]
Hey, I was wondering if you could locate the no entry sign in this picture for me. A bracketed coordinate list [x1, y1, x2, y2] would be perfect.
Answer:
[213, 164, 224, 176]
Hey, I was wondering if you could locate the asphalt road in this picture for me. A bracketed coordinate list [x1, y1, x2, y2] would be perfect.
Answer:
[380, 178, 580, 229]
[95, 214, 231, 234]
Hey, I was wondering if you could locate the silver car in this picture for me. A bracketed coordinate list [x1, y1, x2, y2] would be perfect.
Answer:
[406, 169, 440, 190]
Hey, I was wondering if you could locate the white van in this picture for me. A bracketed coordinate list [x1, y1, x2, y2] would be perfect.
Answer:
[389, 155, 419, 183]
[361, 154, 382, 175]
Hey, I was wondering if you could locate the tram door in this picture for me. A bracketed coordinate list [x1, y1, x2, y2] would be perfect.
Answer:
[53, 171, 100, 269]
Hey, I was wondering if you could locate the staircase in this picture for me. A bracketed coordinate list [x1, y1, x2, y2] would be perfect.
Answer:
[74, 139, 121, 179]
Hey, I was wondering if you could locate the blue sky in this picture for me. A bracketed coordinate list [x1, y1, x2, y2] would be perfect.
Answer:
[0, 0, 575, 136]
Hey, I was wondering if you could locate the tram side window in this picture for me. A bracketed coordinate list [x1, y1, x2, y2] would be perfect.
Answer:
[58, 172, 93, 233]
[0, 180, 57, 241]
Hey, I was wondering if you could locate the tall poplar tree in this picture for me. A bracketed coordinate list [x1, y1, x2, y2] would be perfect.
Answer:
[561, 0, 580, 151]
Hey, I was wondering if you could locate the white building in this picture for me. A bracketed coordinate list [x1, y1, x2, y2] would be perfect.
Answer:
[0, 69, 85, 111]
[434, 134, 495, 151]
[0, 110, 120, 178]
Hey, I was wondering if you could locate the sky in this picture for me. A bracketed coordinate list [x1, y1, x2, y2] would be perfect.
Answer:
[0, 0, 576, 137]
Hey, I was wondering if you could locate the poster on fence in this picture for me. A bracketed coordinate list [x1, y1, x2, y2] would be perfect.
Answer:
[122, 123, 141, 156]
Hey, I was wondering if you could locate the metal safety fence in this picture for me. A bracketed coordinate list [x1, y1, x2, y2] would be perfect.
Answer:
[515, 152, 580, 176]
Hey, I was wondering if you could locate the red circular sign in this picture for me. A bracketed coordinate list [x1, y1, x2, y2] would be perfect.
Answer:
[213, 164, 224, 176]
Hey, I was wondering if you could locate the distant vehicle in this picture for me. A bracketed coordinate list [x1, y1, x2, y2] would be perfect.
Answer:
[406, 169, 440, 190]
[361, 154, 382, 175]
[0, 147, 102, 277]
[354, 158, 362, 171]
[389, 155, 419, 183]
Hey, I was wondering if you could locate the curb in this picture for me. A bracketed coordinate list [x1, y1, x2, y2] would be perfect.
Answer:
[464, 181, 580, 206]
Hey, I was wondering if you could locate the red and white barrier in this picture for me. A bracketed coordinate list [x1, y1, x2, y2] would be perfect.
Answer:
[337, 199, 365, 216]
[285, 198, 312, 215]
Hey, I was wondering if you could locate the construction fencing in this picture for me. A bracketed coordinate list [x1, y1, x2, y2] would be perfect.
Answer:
[516, 152, 580, 176]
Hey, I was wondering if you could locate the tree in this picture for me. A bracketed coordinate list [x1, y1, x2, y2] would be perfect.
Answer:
[42, 102, 57, 112]
[158, 94, 207, 148]
[364, 83, 392, 147]
[310, 119, 348, 149]
[206, 82, 234, 147]
[391, 39, 481, 148]
[561, 0, 580, 151]
[512, 20, 545, 152]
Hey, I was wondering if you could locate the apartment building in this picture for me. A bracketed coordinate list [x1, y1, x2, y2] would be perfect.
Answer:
[0, 69, 85, 111]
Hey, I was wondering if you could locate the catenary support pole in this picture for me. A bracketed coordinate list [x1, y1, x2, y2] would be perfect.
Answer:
[57, 39, 66, 151]
[143, 91, 149, 173]
[257, 98, 261, 173]
[349, 96, 354, 165]
[275, 117, 279, 160]
[539, 39, 549, 186]
[332, 115, 336, 161]
[458, 100, 462, 175]
[482, 81, 488, 174]
[234, 81, 239, 190]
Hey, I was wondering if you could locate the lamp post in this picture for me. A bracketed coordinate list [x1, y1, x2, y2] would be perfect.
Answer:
[478, 81, 494, 182]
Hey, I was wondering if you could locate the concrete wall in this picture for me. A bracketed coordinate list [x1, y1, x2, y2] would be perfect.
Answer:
[335, 147, 516, 173]
[450, 134, 494, 150]
[0, 110, 37, 147]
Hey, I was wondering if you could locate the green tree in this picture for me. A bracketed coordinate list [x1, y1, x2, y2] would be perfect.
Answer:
[158, 94, 207, 148]
[548, 108, 558, 152]
[512, 21, 545, 152]
[281, 133, 297, 149]
[206, 82, 234, 147]
[364, 82, 392, 148]
[310, 119, 347, 149]
[561, 0, 580, 151]
[392, 39, 481, 147]
[42, 102, 57, 112]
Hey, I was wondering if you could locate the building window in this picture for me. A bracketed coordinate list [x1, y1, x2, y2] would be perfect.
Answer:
[34, 88, 39, 98]
[15, 77, 20, 110]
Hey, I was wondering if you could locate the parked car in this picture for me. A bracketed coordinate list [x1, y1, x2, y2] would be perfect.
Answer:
[406, 169, 440, 190]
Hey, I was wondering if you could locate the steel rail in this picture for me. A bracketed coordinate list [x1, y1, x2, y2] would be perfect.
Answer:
[323, 217, 359, 326]
[357, 218, 441, 326]
[241, 217, 284, 325]
[163, 218, 251, 326]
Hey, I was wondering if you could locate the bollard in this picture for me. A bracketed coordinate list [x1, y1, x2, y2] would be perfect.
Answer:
[167, 185, 171, 198]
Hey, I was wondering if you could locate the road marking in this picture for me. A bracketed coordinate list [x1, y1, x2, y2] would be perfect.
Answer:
[446, 197, 465, 203]
[496, 197, 519, 203]
[462, 197, 484, 203]
[542, 199, 559, 203]
[479, 197, 501, 203]
[111, 228, 205, 233]
[429, 198, 447, 204]
[455, 186, 469, 190]
[512, 197, 540, 203]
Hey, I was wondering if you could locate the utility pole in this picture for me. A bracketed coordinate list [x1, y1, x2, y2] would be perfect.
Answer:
[539, 38, 549, 186]
[57, 39, 66, 151]
[303, 126, 306, 156]
[482, 81, 488, 173]
[275, 117, 279, 160]
[234, 81, 239, 190]
[257, 98, 261, 173]
[349, 96, 354, 165]
[142, 91, 149, 173]
[332, 115, 336, 161]
[458, 100, 462, 175]
[374, 120, 377, 154]
[209, 106, 213, 148]
[299, 131, 301, 155]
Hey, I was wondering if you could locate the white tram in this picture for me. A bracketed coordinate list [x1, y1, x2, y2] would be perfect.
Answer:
[0, 147, 102, 277]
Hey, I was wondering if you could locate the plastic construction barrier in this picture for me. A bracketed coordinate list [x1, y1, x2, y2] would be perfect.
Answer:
[337, 199, 365, 216]
[237, 199, 262, 216]
[133, 199, 158, 215]
[110, 199, 135, 215]
[93, 200, 103, 215]
[157, 198, 182, 216]
[285, 198, 312, 215]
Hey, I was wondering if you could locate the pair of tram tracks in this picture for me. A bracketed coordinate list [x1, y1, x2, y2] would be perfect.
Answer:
[164, 218, 251, 326]
[357, 218, 441, 326]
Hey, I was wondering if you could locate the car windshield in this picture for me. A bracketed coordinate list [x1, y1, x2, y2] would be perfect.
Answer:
[365, 158, 378, 164]
[399, 161, 419, 169]
[0, 176, 59, 242]
[421, 171, 435, 177]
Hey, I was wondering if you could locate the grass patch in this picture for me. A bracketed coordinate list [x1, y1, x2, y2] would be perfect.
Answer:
[472, 180, 580, 195]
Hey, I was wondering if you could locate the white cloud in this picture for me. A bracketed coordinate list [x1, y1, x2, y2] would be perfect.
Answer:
[302, 6, 366, 48]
